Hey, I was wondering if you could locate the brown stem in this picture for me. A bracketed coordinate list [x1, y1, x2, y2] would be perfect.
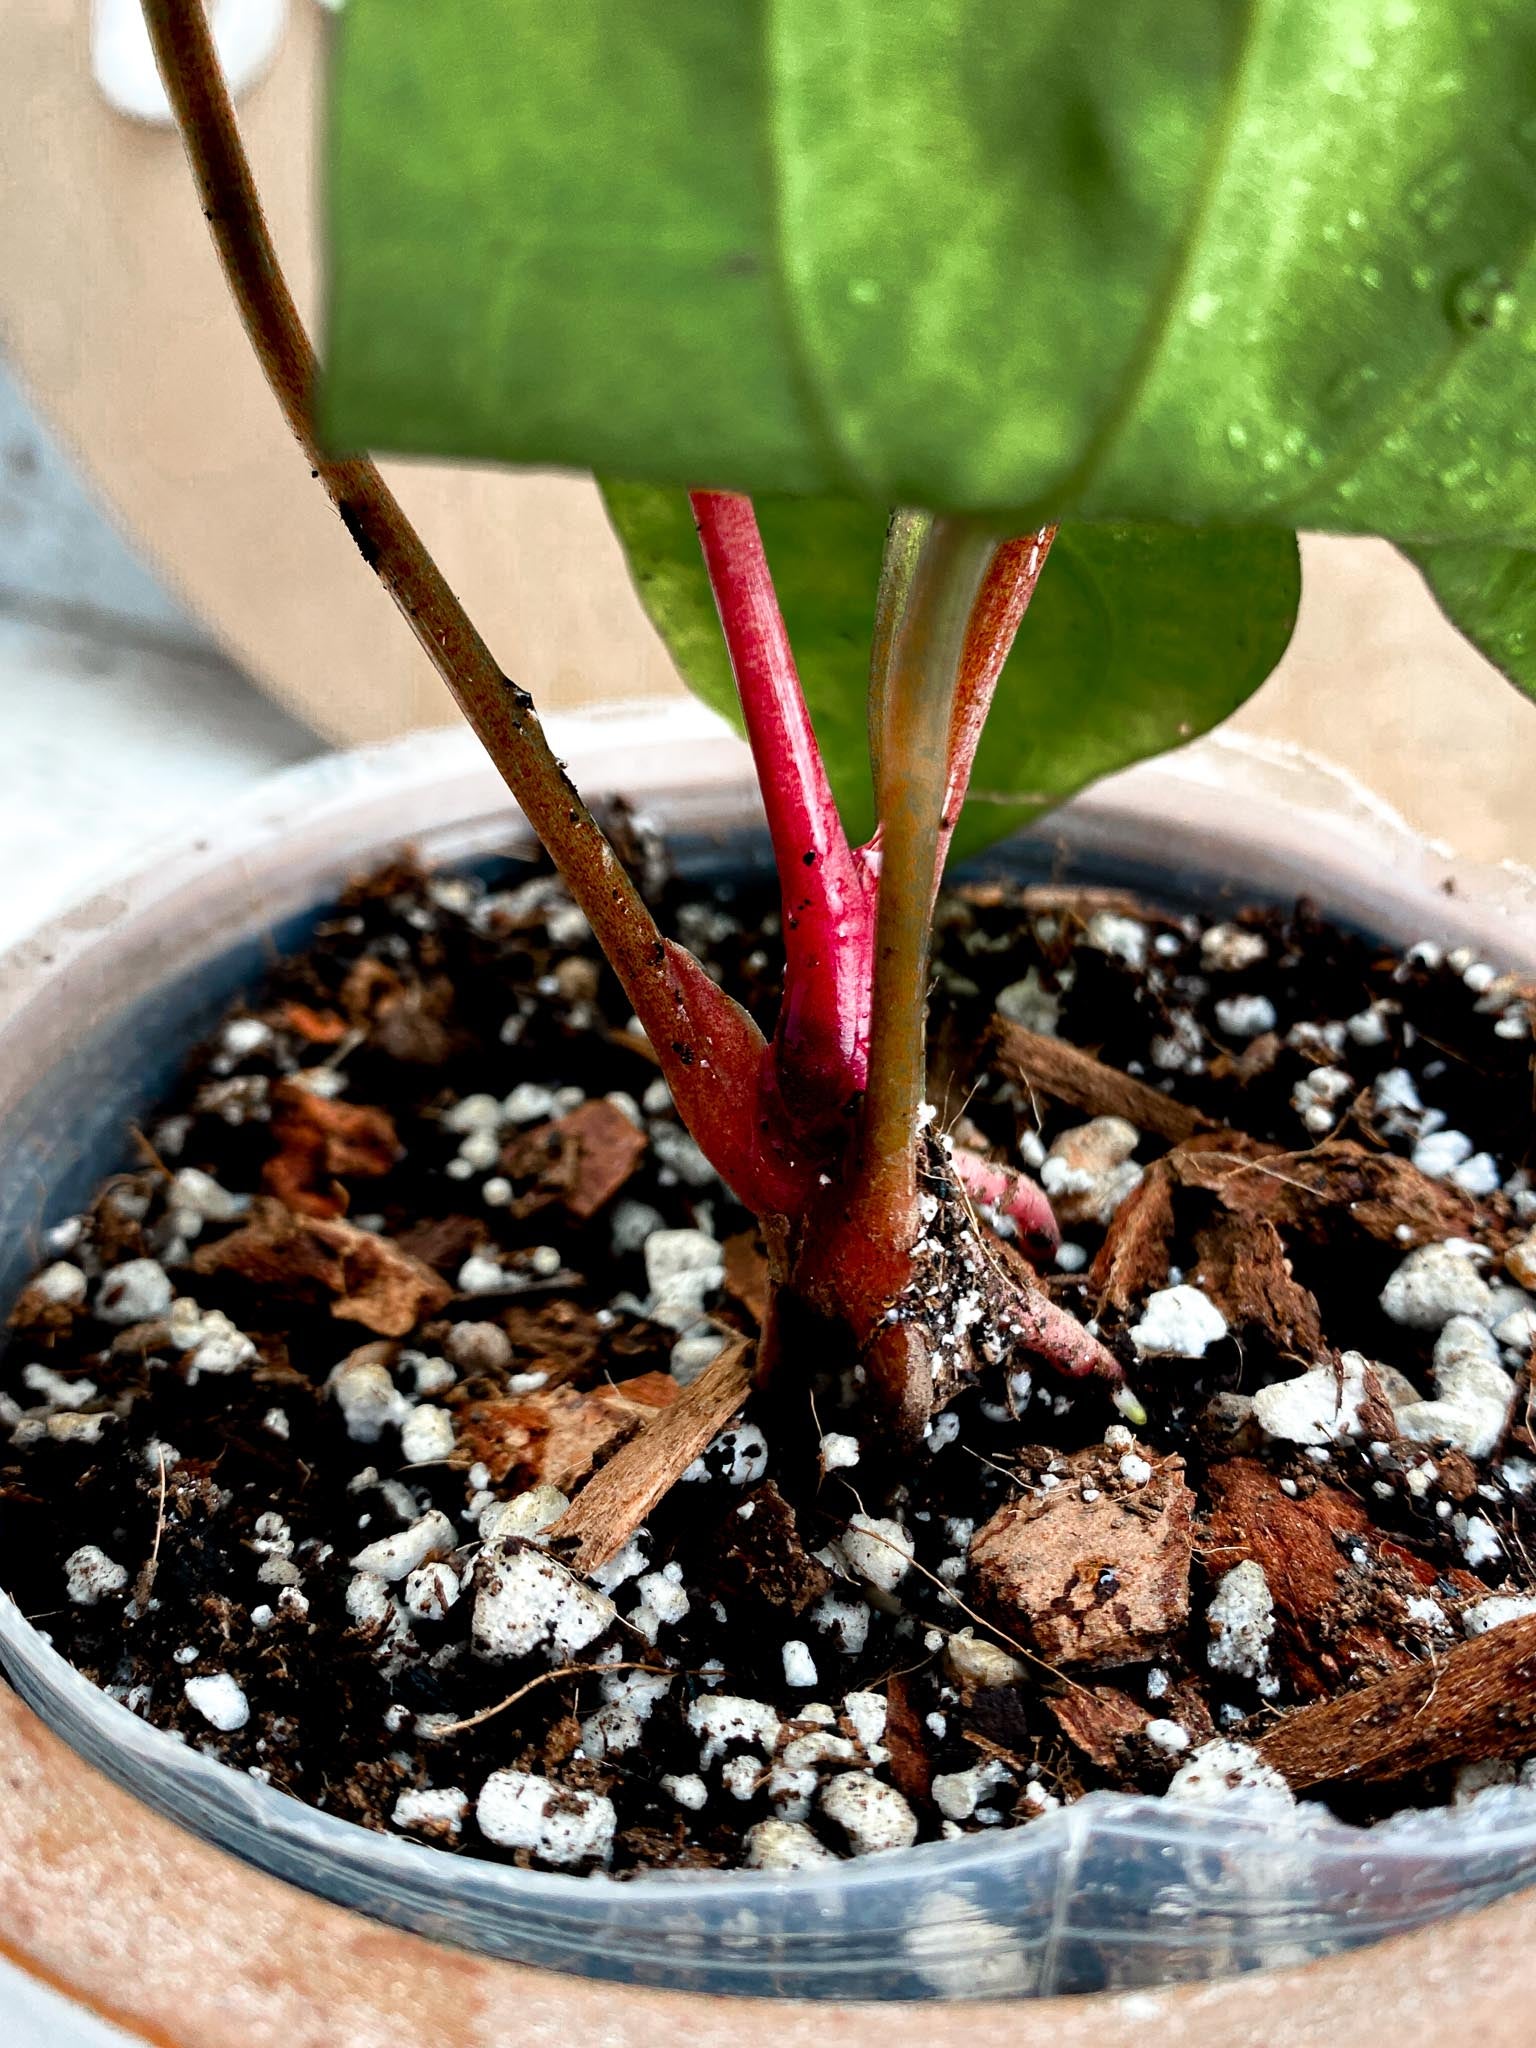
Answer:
[139, 0, 783, 1207]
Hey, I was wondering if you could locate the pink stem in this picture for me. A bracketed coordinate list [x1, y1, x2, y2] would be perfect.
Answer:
[690, 491, 878, 1130]
[951, 1144, 1061, 1258]
[930, 526, 1057, 903]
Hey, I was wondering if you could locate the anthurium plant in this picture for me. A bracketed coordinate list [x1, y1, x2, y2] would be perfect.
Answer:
[144, 0, 1534, 1444]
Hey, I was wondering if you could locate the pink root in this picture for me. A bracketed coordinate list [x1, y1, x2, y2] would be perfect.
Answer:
[952, 1144, 1061, 1258]
[1007, 1278, 1123, 1386]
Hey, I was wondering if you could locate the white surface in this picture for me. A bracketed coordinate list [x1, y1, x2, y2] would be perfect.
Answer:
[0, 611, 318, 949]
[0, 1955, 140, 2047]
[92, 0, 287, 124]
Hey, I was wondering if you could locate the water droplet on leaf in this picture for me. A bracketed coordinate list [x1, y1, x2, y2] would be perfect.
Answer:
[1449, 267, 1517, 332]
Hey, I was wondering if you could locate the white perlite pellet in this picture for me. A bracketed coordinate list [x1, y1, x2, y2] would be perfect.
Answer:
[995, 969, 1060, 1036]
[24, 1364, 97, 1411]
[745, 1819, 839, 1869]
[1395, 1315, 1516, 1460]
[1129, 1285, 1227, 1360]
[404, 1561, 461, 1621]
[1205, 1561, 1275, 1679]
[1463, 1594, 1536, 1636]
[399, 1405, 456, 1464]
[1146, 1718, 1192, 1754]
[1380, 1242, 1493, 1332]
[1252, 1352, 1373, 1447]
[473, 1547, 615, 1661]
[688, 1694, 781, 1769]
[1291, 1066, 1353, 1135]
[170, 1168, 248, 1224]
[31, 1261, 87, 1306]
[839, 1514, 914, 1594]
[95, 1258, 173, 1326]
[670, 1329, 727, 1385]
[392, 1786, 469, 1836]
[328, 1358, 410, 1443]
[479, 1484, 570, 1545]
[64, 1544, 127, 1605]
[945, 1631, 1026, 1689]
[1201, 924, 1267, 972]
[351, 1510, 456, 1583]
[843, 1691, 888, 1756]
[1166, 1739, 1294, 1812]
[1041, 1117, 1142, 1228]
[476, 1770, 615, 1866]
[820, 1432, 861, 1471]
[1213, 993, 1277, 1039]
[810, 1589, 871, 1657]
[183, 1672, 250, 1732]
[643, 1228, 724, 1330]
[932, 1758, 1012, 1822]
[782, 1639, 818, 1688]
[1084, 911, 1146, 970]
[819, 1771, 919, 1855]
[346, 1571, 394, 1628]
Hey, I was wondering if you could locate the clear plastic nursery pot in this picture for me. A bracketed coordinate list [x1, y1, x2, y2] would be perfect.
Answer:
[3, 703, 1536, 2047]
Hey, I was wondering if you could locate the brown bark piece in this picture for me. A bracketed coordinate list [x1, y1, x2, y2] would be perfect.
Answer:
[391, 1212, 484, 1277]
[881, 1670, 934, 1809]
[1258, 1614, 1536, 1791]
[547, 1338, 754, 1575]
[498, 1299, 608, 1387]
[706, 1480, 832, 1615]
[1206, 1030, 1282, 1088]
[721, 1231, 771, 1331]
[273, 1000, 349, 1045]
[1046, 1685, 1152, 1770]
[339, 957, 456, 1065]
[1091, 1166, 1177, 1315]
[498, 1119, 579, 1217]
[1201, 1459, 1477, 1699]
[263, 1083, 400, 1217]
[1170, 1135, 1479, 1249]
[190, 1199, 451, 1336]
[552, 1099, 649, 1220]
[992, 1018, 1225, 1147]
[969, 1447, 1195, 1668]
[453, 1373, 677, 1490]
[1190, 1214, 1324, 1364]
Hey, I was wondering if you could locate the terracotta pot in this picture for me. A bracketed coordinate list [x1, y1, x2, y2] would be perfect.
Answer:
[2, 707, 1534, 2044]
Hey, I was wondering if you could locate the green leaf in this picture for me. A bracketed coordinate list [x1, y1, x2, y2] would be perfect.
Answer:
[325, 0, 1536, 555]
[603, 485, 1300, 857]
[1403, 542, 1536, 697]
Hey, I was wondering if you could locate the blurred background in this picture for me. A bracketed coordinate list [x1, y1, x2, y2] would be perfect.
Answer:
[1, 0, 1532, 957]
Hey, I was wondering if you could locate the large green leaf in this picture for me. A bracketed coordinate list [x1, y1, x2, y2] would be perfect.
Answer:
[603, 485, 1300, 857]
[325, 0, 1536, 551]
[1404, 542, 1536, 695]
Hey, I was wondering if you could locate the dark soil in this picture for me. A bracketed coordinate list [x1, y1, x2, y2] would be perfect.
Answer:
[4, 833, 1536, 1875]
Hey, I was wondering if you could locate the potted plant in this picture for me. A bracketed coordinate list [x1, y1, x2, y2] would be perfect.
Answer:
[2, 0, 1536, 2033]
